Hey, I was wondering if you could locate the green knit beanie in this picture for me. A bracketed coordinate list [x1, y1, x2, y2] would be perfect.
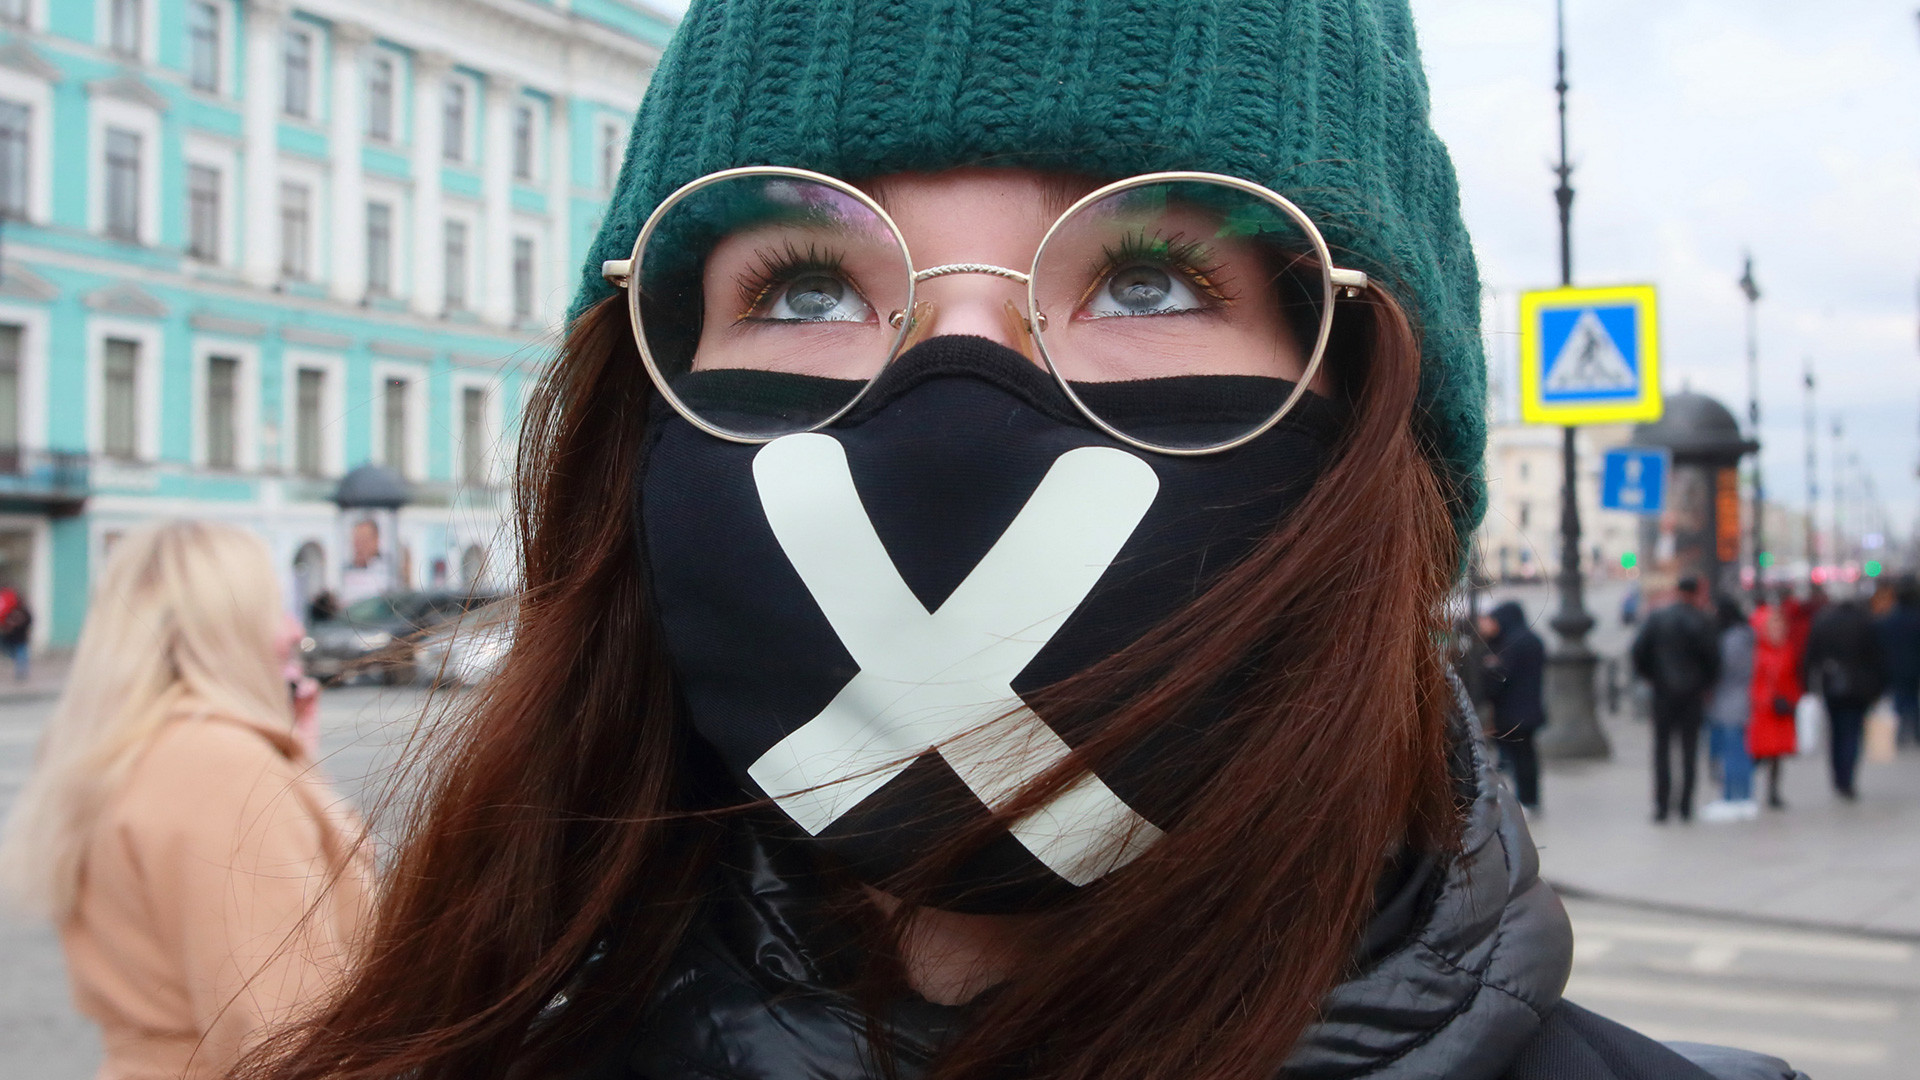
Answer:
[574, 0, 1488, 548]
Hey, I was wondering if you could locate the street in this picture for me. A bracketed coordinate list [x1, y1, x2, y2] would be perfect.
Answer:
[3, 621, 1919, 1077]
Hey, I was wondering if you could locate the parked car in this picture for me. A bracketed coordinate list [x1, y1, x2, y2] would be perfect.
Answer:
[414, 600, 516, 687]
[301, 590, 501, 684]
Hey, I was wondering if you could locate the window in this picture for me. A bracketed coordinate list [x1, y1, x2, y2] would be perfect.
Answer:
[366, 55, 394, 142]
[365, 201, 392, 297]
[0, 325, 20, 453]
[441, 81, 466, 162]
[103, 338, 139, 461]
[461, 386, 487, 485]
[0, 0, 26, 28]
[109, 0, 142, 57]
[442, 219, 467, 312]
[295, 367, 324, 477]
[382, 377, 409, 475]
[187, 163, 220, 261]
[598, 122, 619, 191]
[0, 100, 27, 220]
[279, 181, 310, 280]
[205, 354, 238, 469]
[511, 236, 534, 323]
[188, 2, 220, 91]
[282, 28, 312, 118]
[512, 103, 534, 181]
[103, 127, 141, 241]
[1518, 500, 1531, 531]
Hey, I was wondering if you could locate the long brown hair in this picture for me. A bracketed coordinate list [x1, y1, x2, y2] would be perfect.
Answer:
[242, 279, 1459, 1080]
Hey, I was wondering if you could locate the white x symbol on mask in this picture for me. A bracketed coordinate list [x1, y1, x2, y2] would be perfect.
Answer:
[747, 433, 1167, 886]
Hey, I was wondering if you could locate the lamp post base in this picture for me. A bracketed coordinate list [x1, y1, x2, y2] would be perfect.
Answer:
[1539, 647, 1610, 760]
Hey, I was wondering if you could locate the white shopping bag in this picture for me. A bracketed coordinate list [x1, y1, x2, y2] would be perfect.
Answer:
[1795, 693, 1824, 758]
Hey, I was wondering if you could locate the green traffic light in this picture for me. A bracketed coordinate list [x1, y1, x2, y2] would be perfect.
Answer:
[1758, 552, 1774, 569]
[1866, 561, 1883, 578]
[1621, 552, 1638, 570]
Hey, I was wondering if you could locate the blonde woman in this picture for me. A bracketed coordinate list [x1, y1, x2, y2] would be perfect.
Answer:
[0, 520, 370, 1080]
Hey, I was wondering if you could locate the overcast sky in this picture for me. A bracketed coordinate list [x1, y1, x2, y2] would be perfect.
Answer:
[1411, 1, 1920, 537]
[642, 1, 1920, 535]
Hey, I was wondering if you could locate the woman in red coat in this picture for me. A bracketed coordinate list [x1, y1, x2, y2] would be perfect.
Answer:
[1749, 603, 1801, 809]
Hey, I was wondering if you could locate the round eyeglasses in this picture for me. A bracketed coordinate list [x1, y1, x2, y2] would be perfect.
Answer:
[601, 166, 1372, 455]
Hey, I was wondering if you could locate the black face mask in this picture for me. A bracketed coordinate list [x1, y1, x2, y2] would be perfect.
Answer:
[641, 335, 1342, 913]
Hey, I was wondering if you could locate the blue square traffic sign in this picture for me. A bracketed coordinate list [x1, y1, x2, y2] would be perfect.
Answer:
[1600, 447, 1670, 515]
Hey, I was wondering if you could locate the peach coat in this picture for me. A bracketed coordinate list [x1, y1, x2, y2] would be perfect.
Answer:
[60, 708, 372, 1080]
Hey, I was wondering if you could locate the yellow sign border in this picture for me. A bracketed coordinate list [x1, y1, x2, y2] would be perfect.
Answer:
[1518, 284, 1662, 426]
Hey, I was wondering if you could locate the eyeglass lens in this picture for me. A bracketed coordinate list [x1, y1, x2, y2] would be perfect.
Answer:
[1030, 179, 1330, 452]
[637, 173, 911, 439]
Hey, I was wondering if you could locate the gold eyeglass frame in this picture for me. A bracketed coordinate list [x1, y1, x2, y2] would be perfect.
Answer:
[601, 165, 1373, 456]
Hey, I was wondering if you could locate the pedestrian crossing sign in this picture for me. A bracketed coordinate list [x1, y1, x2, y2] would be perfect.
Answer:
[1518, 284, 1663, 426]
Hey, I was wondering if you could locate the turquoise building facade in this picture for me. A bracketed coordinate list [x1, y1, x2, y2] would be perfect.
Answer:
[0, 0, 671, 643]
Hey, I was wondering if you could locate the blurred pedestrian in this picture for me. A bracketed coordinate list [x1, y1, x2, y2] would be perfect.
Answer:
[0, 582, 32, 681]
[1875, 576, 1920, 746]
[1748, 602, 1801, 809]
[0, 520, 370, 1080]
[1701, 595, 1757, 821]
[1804, 596, 1887, 800]
[1477, 601, 1546, 813]
[1630, 576, 1721, 822]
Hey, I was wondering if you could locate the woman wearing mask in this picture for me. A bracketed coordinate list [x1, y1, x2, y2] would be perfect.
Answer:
[1749, 601, 1802, 810]
[0, 521, 370, 1079]
[245, 3, 1799, 1079]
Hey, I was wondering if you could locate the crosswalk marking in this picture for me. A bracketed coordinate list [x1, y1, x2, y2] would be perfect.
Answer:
[1574, 918, 1914, 964]
[1616, 1021, 1888, 1067]
[1569, 973, 1900, 1022]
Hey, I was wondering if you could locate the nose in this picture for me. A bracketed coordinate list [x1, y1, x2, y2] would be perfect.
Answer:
[906, 268, 1038, 360]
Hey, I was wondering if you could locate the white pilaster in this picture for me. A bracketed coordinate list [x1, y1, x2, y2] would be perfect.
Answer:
[409, 50, 452, 317]
[481, 75, 520, 325]
[546, 91, 573, 329]
[242, 0, 287, 288]
[329, 22, 372, 303]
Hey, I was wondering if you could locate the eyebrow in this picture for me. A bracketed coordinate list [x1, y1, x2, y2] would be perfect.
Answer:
[863, 173, 1099, 219]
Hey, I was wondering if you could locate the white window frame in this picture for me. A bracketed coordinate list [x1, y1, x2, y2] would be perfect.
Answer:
[182, 135, 238, 268]
[0, 70, 47, 225]
[510, 96, 546, 184]
[596, 116, 623, 192]
[440, 205, 478, 314]
[88, 96, 161, 246]
[441, 74, 476, 166]
[450, 370, 502, 488]
[509, 227, 538, 325]
[99, 0, 155, 64]
[369, 360, 427, 480]
[190, 337, 259, 470]
[282, 349, 346, 478]
[185, 0, 232, 97]
[365, 48, 399, 143]
[281, 23, 318, 121]
[86, 317, 163, 462]
[277, 156, 328, 284]
[0, 303, 49, 453]
[0, 0, 46, 32]
[364, 176, 410, 300]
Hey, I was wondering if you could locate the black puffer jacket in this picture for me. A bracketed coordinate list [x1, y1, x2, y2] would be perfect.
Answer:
[565, 697, 1804, 1080]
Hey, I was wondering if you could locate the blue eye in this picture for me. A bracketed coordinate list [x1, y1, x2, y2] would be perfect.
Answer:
[1085, 263, 1207, 318]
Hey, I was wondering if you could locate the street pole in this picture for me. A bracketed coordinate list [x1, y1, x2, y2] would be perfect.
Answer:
[1740, 256, 1764, 590]
[1537, 0, 1608, 760]
[1831, 416, 1845, 579]
[1804, 363, 1818, 583]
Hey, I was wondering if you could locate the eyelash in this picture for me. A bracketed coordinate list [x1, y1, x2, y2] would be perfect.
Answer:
[733, 242, 851, 321]
[1083, 232, 1237, 310]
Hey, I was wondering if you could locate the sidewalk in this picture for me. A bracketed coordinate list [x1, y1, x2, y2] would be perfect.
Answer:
[0, 649, 71, 704]
[1528, 704, 1920, 939]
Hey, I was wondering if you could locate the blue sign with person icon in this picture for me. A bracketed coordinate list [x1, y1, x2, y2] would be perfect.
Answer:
[1519, 284, 1663, 426]
[1600, 447, 1670, 515]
